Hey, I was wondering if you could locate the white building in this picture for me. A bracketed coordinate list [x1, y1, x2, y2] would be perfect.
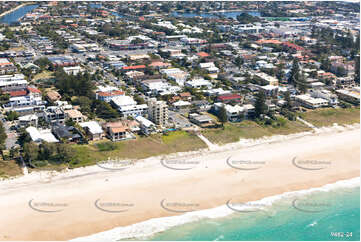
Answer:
[79, 121, 103, 140]
[160, 68, 189, 86]
[63, 66, 82, 75]
[336, 87, 360, 105]
[135, 116, 156, 135]
[141, 79, 181, 95]
[26, 126, 59, 143]
[4, 95, 46, 115]
[309, 89, 338, 106]
[0, 74, 28, 91]
[199, 62, 219, 73]
[295, 94, 329, 109]
[214, 103, 255, 122]
[253, 72, 279, 86]
[185, 79, 212, 89]
[110, 96, 148, 118]
[18, 114, 38, 127]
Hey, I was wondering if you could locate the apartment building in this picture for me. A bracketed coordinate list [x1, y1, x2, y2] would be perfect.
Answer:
[0, 58, 17, 74]
[110, 95, 148, 118]
[42, 106, 66, 124]
[0, 74, 28, 91]
[147, 98, 168, 127]
[336, 87, 360, 105]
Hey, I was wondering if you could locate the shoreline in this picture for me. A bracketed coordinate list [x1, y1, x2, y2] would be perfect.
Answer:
[0, 3, 32, 19]
[0, 125, 359, 241]
[72, 176, 360, 241]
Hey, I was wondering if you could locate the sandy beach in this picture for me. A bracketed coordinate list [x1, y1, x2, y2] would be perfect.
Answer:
[0, 126, 359, 241]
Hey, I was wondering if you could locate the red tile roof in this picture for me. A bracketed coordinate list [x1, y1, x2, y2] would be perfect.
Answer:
[282, 42, 304, 51]
[27, 87, 41, 93]
[97, 90, 124, 97]
[122, 65, 146, 70]
[256, 39, 282, 45]
[9, 90, 27, 97]
[179, 92, 191, 97]
[217, 94, 241, 101]
[197, 52, 210, 57]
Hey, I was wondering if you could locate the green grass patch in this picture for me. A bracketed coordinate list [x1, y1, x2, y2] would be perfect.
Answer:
[96, 141, 117, 151]
[69, 131, 207, 168]
[33, 70, 54, 81]
[202, 119, 311, 145]
[299, 108, 360, 127]
[0, 160, 23, 178]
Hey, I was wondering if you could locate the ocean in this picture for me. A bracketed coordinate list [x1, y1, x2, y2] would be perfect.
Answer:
[72, 177, 360, 241]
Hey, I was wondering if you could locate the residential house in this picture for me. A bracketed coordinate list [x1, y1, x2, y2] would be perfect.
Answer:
[295, 94, 329, 109]
[79, 121, 104, 140]
[185, 79, 212, 89]
[18, 114, 38, 127]
[135, 116, 156, 135]
[189, 113, 213, 127]
[216, 93, 242, 104]
[214, 103, 255, 122]
[64, 109, 85, 123]
[104, 121, 135, 141]
[46, 90, 62, 103]
[26, 126, 59, 143]
[52, 124, 82, 143]
[96, 90, 125, 102]
[309, 89, 338, 106]
[63, 66, 82, 75]
[42, 106, 66, 124]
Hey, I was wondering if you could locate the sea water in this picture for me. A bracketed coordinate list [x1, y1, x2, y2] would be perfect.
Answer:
[149, 185, 360, 241]
[72, 178, 360, 241]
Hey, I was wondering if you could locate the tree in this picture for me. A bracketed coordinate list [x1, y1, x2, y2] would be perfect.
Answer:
[335, 66, 347, 77]
[217, 105, 228, 127]
[284, 91, 291, 110]
[236, 13, 260, 24]
[235, 56, 244, 67]
[354, 56, 360, 84]
[288, 58, 300, 84]
[0, 122, 7, 151]
[38, 142, 57, 161]
[5, 111, 19, 121]
[94, 101, 119, 120]
[76, 96, 92, 114]
[320, 57, 331, 72]
[17, 128, 31, 146]
[297, 74, 308, 94]
[23, 142, 39, 162]
[34, 57, 52, 70]
[134, 94, 145, 104]
[55, 144, 74, 162]
[255, 91, 267, 118]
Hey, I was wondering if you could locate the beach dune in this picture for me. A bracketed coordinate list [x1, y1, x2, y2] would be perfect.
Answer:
[0, 128, 359, 241]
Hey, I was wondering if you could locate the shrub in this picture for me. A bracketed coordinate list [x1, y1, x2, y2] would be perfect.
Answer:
[96, 142, 117, 151]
